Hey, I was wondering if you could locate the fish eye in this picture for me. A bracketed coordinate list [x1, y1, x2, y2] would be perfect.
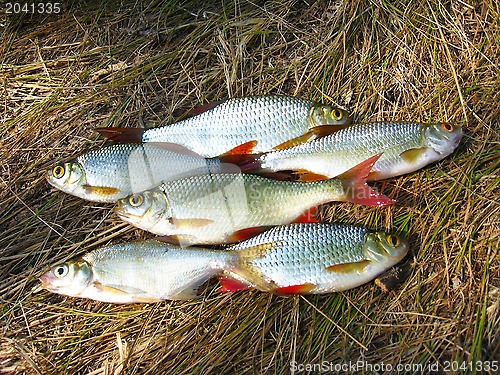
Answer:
[441, 122, 454, 132]
[54, 264, 69, 278]
[331, 108, 343, 121]
[386, 234, 401, 247]
[129, 194, 144, 207]
[53, 165, 65, 179]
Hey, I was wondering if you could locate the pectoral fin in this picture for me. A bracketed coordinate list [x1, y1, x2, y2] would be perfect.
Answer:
[93, 281, 160, 302]
[400, 147, 427, 163]
[172, 217, 214, 228]
[82, 185, 120, 196]
[326, 260, 371, 273]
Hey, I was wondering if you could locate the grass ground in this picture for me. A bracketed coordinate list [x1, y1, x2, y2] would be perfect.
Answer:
[0, 0, 498, 374]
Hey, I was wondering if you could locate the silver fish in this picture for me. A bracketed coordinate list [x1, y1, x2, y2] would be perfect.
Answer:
[114, 155, 394, 245]
[95, 95, 351, 157]
[39, 223, 408, 303]
[46, 143, 231, 202]
[252, 121, 463, 180]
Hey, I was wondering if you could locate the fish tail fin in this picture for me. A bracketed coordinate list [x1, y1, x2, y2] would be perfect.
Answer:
[94, 127, 144, 143]
[335, 154, 395, 207]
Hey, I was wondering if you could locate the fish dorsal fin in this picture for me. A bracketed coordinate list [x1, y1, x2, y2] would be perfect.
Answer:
[326, 259, 371, 273]
[186, 99, 226, 117]
[273, 125, 346, 150]
[94, 127, 144, 143]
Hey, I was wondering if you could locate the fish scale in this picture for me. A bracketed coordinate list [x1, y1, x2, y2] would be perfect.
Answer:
[229, 223, 405, 293]
[39, 223, 408, 302]
[259, 121, 463, 180]
[46, 143, 225, 202]
[114, 156, 394, 245]
[99, 95, 351, 157]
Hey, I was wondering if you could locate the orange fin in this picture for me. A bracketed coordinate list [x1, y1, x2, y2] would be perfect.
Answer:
[217, 276, 252, 293]
[337, 154, 395, 207]
[295, 170, 330, 182]
[273, 125, 346, 150]
[293, 207, 318, 223]
[187, 100, 225, 117]
[274, 283, 315, 295]
[227, 226, 274, 243]
[217, 152, 262, 173]
[94, 127, 144, 143]
[221, 140, 257, 156]
[400, 147, 427, 163]
[326, 260, 371, 273]
[82, 185, 120, 196]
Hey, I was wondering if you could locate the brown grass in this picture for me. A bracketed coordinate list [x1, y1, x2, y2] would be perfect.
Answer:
[1, 1, 499, 374]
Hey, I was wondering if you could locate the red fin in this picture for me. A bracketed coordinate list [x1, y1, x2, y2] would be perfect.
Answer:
[187, 100, 225, 117]
[295, 170, 330, 182]
[337, 154, 395, 207]
[221, 140, 257, 156]
[227, 226, 274, 243]
[94, 127, 144, 143]
[217, 276, 252, 293]
[293, 208, 318, 223]
[217, 152, 262, 173]
[273, 125, 346, 150]
[326, 260, 371, 273]
[274, 283, 315, 295]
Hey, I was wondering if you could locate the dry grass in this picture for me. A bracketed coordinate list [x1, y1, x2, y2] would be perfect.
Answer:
[1, 0, 499, 374]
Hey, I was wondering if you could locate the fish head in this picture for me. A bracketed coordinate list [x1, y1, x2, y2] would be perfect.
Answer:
[46, 161, 87, 195]
[423, 122, 463, 156]
[364, 231, 408, 265]
[114, 189, 172, 232]
[309, 104, 351, 126]
[39, 260, 93, 297]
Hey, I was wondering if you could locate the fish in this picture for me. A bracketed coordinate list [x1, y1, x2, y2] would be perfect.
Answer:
[239, 122, 463, 181]
[114, 155, 395, 245]
[46, 143, 234, 203]
[94, 95, 352, 157]
[38, 240, 234, 303]
[38, 223, 408, 303]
